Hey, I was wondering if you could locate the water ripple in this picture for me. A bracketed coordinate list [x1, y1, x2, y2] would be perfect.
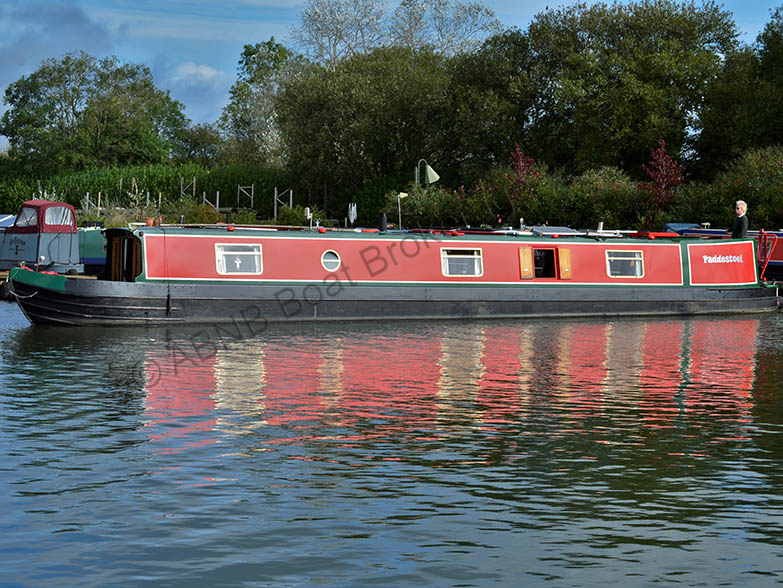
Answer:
[2, 307, 783, 585]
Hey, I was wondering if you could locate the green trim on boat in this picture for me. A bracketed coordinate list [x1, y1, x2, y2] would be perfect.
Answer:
[9, 267, 68, 291]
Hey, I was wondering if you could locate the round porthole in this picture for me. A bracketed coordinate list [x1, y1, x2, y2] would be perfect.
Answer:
[321, 250, 341, 271]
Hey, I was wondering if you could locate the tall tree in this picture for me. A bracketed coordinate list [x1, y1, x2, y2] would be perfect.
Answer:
[292, 0, 387, 68]
[693, 47, 759, 178]
[390, 0, 502, 55]
[524, 0, 738, 176]
[695, 7, 783, 178]
[292, 0, 501, 68]
[441, 29, 537, 180]
[753, 7, 783, 149]
[276, 46, 449, 212]
[0, 51, 188, 171]
[172, 123, 224, 167]
[218, 39, 302, 165]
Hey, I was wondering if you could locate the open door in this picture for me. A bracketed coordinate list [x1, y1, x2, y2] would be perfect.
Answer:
[105, 229, 142, 282]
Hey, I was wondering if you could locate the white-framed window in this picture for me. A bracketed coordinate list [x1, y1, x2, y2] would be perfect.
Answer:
[321, 250, 341, 271]
[216, 243, 263, 275]
[441, 248, 483, 276]
[44, 206, 73, 226]
[606, 250, 644, 278]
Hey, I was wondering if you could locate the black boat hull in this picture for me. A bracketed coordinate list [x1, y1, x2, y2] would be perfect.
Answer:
[9, 270, 779, 326]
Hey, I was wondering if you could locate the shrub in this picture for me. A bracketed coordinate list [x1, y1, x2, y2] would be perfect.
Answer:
[570, 167, 649, 229]
[271, 204, 326, 226]
[711, 146, 783, 230]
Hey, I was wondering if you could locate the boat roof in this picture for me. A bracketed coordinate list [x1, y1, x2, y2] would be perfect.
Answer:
[128, 223, 698, 244]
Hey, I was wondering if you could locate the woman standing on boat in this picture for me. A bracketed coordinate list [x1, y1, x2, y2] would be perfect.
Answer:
[731, 200, 749, 238]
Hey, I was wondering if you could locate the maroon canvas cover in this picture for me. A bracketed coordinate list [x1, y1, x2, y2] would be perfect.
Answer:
[8, 200, 77, 234]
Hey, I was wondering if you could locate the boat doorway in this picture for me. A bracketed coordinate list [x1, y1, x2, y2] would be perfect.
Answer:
[519, 246, 572, 280]
[105, 229, 142, 282]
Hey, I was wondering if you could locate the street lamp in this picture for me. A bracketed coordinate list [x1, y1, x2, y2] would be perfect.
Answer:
[415, 159, 440, 187]
[397, 192, 408, 229]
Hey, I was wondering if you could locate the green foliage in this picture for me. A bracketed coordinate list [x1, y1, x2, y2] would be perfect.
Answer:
[695, 8, 783, 179]
[384, 185, 472, 228]
[525, 0, 737, 176]
[351, 173, 408, 225]
[276, 46, 450, 216]
[218, 38, 303, 166]
[1, 51, 188, 172]
[78, 202, 259, 228]
[172, 124, 224, 167]
[755, 7, 783, 146]
[272, 204, 326, 226]
[710, 146, 783, 230]
[442, 30, 536, 181]
[665, 148, 783, 232]
[693, 46, 760, 178]
[0, 163, 293, 218]
[666, 181, 724, 228]
[569, 167, 648, 229]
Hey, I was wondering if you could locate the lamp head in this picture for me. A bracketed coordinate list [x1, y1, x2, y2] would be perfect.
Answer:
[423, 165, 439, 185]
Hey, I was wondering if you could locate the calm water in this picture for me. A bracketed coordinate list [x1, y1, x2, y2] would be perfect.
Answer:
[1, 299, 783, 587]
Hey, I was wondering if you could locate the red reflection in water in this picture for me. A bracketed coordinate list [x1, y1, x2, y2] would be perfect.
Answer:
[144, 352, 218, 452]
[260, 343, 329, 427]
[476, 325, 528, 427]
[555, 323, 609, 422]
[138, 319, 760, 448]
[338, 335, 441, 426]
[640, 321, 685, 428]
[686, 319, 756, 423]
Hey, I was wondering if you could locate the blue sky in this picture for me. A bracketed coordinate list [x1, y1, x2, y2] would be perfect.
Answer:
[0, 0, 778, 137]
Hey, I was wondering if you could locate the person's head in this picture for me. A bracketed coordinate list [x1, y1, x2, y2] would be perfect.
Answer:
[736, 200, 747, 216]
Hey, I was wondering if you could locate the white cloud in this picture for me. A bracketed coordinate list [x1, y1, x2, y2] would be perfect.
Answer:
[172, 62, 231, 87]
[159, 62, 234, 125]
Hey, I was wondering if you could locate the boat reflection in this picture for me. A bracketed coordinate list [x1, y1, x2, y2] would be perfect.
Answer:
[141, 317, 760, 451]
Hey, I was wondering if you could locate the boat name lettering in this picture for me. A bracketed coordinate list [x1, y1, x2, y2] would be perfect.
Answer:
[702, 254, 743, 264]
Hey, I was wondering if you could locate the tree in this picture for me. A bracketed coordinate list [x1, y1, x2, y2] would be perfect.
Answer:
[440, 29, 537, 180]
[390, 0, 502, 55]
[0, 51, 188, 171]
[218, 39, 303, 165]
[692, 46, 760, 178]
[524, 0, 738, 176]
[276, 46, 450, 214]
[694, 7, 783, 178]
[753, 7, 783, 150]
[641, 139, 686, 213]
[291, 0, 501, 68]
[172, 123, 224, 167]
[292, 0, 387, 68]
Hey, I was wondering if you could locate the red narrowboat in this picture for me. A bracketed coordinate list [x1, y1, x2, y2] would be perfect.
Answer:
[7, 224, 779, 326]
